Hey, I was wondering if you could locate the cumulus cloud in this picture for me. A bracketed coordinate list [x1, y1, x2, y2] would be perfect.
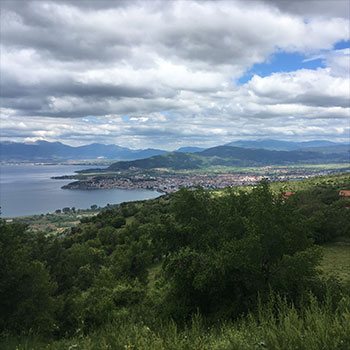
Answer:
[0, 0, 349, 147]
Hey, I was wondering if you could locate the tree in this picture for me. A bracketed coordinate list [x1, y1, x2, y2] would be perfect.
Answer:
[111, 216, 126, 229]
[0, 221, 57, 334]
[161, 181, 321, 319]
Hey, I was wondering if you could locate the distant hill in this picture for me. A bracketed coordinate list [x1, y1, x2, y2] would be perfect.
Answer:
[106, 145, 349, 171]
[107, 152, 204, 171]
[0, 141, 168, 162]
[226, 139, 347, 151]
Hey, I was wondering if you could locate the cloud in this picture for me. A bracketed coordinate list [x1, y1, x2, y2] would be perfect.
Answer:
[0, 0, 349, 147]
[261, 0, 350, 19]
[246, 67, 350, 108]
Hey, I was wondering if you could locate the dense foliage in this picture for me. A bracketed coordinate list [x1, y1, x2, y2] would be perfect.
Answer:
[0, 178, 349, 347]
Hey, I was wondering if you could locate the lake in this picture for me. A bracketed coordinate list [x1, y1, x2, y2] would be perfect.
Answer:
[0, 164, 160, 217]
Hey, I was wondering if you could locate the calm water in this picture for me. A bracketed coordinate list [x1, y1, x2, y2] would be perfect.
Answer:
[0, 164, 160, 217]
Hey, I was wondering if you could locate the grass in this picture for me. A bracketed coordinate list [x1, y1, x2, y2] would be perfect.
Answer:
[2, 296, 349, 350]
[2, 244, 349, 349]
[320, 242, 350, 282]
[269, 173, 350, 192]
[210, 173, 350, 198]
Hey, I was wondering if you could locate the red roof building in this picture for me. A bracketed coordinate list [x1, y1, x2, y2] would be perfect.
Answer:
[282, 191, 294, 199]
[339, 190, 350, 197]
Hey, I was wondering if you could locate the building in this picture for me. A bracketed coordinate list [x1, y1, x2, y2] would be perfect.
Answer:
[282, 191, 294, 199]
[339, 190, 350, 197]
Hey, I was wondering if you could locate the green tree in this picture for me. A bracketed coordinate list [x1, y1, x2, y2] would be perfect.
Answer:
[161, 181, 320, 319]
[0, 221, 57, 334]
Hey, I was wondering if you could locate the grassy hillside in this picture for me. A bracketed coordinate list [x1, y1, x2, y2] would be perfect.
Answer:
[2, 298, 349, 350]
[3, 242, 350, 350]
[321, 243, 350, 282]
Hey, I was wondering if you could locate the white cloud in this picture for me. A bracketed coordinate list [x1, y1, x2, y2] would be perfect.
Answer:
[0, 0, 349, 147]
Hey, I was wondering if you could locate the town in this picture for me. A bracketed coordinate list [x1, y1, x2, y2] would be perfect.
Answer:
[62, 166, 349, 194]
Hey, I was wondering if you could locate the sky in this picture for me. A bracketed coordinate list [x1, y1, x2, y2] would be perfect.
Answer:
[0, 0, 349, 150]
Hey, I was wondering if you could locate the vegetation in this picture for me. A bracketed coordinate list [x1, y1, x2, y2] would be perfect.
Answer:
[10, 208, 101, 235]
[106, 145, 349, 171]
[2, 296, 350, 350]
[1, 175, 349, 348]
[320, 243, 350, 282]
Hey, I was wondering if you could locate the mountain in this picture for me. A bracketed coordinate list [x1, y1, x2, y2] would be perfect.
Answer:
[106, 145, 349, 171]
[0, 141, 168, 162]
[176, 147, 205, 153]
[226, 139, 346, 151]
[299, 144, 350, 154]
[2, 139, 348, 164]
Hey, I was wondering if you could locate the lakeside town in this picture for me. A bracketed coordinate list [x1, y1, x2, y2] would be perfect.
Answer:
[61, 166, 350, 194]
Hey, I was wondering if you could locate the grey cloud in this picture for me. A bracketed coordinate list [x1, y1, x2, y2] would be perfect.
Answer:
[290, 94, 350, 109]
[261, 0, 350, 19]
[250, 91, 350, 109]
[1, 18, 133, 63]
[2, 0, 347, 68]
[0, 0, 349, 147]
[1, 80, 157, 99]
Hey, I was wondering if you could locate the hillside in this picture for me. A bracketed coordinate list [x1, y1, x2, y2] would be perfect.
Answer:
[107, 152, 204, 171]
[2, 176, 350, 349]
[106, 145, 349, 171]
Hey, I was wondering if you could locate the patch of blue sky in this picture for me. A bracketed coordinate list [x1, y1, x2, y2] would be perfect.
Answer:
[237, 51, 325, 85]
[334, 39, 350, 50]
[122, 115, 130, 122]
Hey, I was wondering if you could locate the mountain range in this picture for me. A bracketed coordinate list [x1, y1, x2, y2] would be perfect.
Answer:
[106, 144, 350, 171]
[226, 139, 342, 151]
[0, 141, 167, 162]
[0, 139, 349, 163]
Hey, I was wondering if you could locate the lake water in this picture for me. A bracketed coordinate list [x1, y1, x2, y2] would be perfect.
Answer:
[0, 164, 160, 217]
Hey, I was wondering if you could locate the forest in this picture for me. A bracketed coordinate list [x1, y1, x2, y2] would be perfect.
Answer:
[1, 176, 350, 349]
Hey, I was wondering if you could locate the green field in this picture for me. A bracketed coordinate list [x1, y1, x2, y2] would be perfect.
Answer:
[211, 173, 350, 196]
[320, 242, 350, 282]
[10, 210, 100, 234]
